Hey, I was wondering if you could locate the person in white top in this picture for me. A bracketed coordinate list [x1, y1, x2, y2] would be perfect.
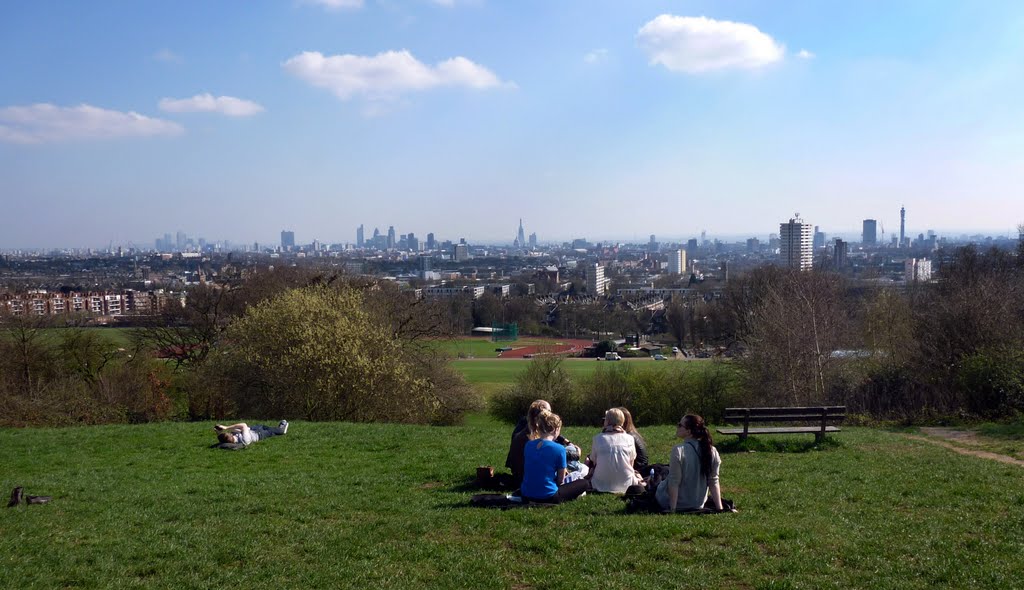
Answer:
[215, 421, 288, 447]
[587, 408, 643, 493]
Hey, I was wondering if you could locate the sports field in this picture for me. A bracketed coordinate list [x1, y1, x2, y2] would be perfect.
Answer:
[452, 357, 710, 397]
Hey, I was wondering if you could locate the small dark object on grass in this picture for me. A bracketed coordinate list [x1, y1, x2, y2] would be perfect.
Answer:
[476, 466, 494, 487]
[26, 495, 52, 505]
[7, 487, 23, 507]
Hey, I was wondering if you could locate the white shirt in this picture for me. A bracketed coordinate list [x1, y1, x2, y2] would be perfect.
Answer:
[590, 430, 639, 493]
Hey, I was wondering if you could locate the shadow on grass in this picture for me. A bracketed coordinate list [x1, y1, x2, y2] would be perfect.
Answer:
[717, 436, 842, 454]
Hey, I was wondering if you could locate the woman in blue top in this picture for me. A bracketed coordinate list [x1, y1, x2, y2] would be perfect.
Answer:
[521, 410, 591, 503]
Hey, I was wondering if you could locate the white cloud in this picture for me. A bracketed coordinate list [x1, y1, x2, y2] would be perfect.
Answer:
[302, 0, 363, 10]
[153, 48, 183, 64]
[283, 50, 513, 101]
[158, 94, 265, 117]
[432, 0, 456, 6]
[0, 103, 184, 144]
[584, 49, 608, 64]
[797, 49, 815, 60]
[637, 14, 785, 73]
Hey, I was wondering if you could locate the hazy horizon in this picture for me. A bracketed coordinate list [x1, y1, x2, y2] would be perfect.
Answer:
[3, 1, 1023, 249]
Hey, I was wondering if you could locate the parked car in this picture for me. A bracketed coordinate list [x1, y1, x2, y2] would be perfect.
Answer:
[653, 354, 667, 361]
[605, 352, 622, 361]
[671, 347, 680, 354]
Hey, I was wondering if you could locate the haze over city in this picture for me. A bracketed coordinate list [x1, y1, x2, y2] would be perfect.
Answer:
[2, 1, 1023, 249]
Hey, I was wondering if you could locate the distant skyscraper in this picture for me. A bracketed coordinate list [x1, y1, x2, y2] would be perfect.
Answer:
[833, 239, 848, 269]
[862, 219, 878, 246]
[529, 232, 537, 249]
[426, 232, 435, 250]
[356, 224, 364, 248]
[899, 206, 907, 248]
[813, 226, 825, 250]
[648, 234, 659, 253]
[686, 238, 698, 257]
[780, 216, 813, 271]
[516, 219, 526, 247]
[746, 238, 760, 253]
[280, 230, 295, 251]
[667, 249, 686, 275]
[407, 233, 419, 252]
[453, 241, 469, 262]
[586, 263, 607, 295]
[176, 231, 187, 251]
[387, 226, 396, 250]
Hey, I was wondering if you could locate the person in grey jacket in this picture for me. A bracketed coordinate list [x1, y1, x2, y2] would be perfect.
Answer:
[655, 414, 723, 512]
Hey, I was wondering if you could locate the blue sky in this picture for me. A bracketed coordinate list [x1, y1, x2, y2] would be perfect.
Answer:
[2, 0, 1023, 248]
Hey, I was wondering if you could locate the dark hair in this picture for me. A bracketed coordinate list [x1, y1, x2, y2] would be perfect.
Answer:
[217, 432, 234, 444]
[682, 414, 714, 480]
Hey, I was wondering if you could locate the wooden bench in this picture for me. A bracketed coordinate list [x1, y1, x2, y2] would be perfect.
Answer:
[717, 406, 846, 442]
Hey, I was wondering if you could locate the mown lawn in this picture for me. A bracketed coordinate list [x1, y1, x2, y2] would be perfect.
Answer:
[453, 358, 724, 397]
[3, 415, 1023, 589]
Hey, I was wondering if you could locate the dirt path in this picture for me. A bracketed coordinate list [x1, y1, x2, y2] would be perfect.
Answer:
[905, 430, 1024, 467]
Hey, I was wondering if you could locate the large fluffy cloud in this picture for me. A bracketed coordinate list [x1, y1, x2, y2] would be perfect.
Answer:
[282, 50, 512, 101]
[0, 103, 183, 144]
[637, 15, 785, 73]
[158, 94, 265, 117]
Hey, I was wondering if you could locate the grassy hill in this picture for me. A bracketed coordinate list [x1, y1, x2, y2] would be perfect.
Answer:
[3, 416, 1023, 589]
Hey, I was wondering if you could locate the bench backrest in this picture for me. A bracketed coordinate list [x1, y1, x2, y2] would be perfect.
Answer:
[723, 406, 846, 424]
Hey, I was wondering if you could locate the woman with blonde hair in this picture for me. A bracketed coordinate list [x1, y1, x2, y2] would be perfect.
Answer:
[521, 410, 591, 503]
[615, 407, 649, 472]
[505, 400, 576, 488]
[588, 408, 643, 493]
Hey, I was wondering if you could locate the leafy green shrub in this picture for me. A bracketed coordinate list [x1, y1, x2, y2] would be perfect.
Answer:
[956, 348, 1024, 419]
[206, 285, 480, 424]
[490, 359, 739, 426]
[489, 357, 576, 423]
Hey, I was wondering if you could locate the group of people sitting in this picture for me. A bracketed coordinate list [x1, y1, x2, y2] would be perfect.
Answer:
[504, 400, 723, 512]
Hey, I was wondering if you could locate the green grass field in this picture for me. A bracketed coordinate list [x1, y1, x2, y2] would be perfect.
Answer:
[452, 358, 720, 397]
[3, 416, 1023, 589]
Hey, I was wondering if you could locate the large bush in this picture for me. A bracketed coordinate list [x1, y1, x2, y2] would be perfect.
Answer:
[204, 285, 480, 424]
[956, 348, 1024, 419]
[489, 357, 576, 424]
[490, 357, 737, 426]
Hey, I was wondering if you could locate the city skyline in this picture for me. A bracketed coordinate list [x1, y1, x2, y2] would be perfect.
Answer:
[3, 1, 1024, 248]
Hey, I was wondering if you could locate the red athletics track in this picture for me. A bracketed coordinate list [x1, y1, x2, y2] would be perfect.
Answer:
[496, 338, 593, 358]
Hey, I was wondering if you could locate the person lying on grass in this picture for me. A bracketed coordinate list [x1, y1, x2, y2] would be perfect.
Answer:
[214, 421, 289, 447]
[655, 414, 723, 512]
[520, 410, 591, 504]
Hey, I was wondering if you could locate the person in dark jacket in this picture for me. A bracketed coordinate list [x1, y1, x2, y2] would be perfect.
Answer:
[616, 407, 649, 472]
[505, 400, 573, 488]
